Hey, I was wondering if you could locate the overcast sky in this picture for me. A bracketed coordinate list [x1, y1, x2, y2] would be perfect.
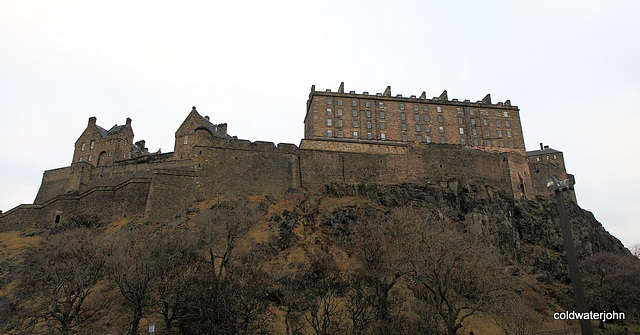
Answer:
[1, 1, 639, 248]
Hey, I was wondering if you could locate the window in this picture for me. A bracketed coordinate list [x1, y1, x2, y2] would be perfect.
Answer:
[380, 122, 386, 130]
[378, 101, 384, 108]
[423, 105, 428, 112]
[353, 131, 358, 138]
[90, 140, 95, 150]
[436, 106, 442, 113]
[337, 108, 343, 116]
[438, 126, 444, 133]
[494, 110, 500, 117]
[352, 100, 357, 107]
[507, 130, 512, 138]
[338, 130, 344, 138]
[326, 108, 332, 115]
[459, 127, 464, 135]
[381, 133, 386, 140]
[367, 132, 372, 139]
[326, 119, 332, 126]
[481, 110, 488, 116]
[414, 104, 419, 111]
[184, 135, 189, 144]
[469, 108, 475, 115]
[88, 154, 92, 162]
[338, 119, 343, 127]
[415, 124, 421, 132]
[483, 119, 489, 126]
[505, 120, 511, 128]
[509, 141, 514, 148]
[458, 117, 463, 124]
[108, 151, 112, 157]
[366, 110, 371, 118]
[337, 99, 343, 106]
[496, 119, 501, 127]
[471, 118, 476, 126]
[81, 143, 85, 151]
[365, 101, 371, 108]
[327, 129, 333, 137]
[499, 140, 504, 147]
[437, 115, 443, 123]
[461, 137, 466, 145]
[327, 98, 332, 105]
[399, 103, 405, 110]
[352, 109, 358, 117]
[440, 136, 445, 144]
[424, 125, 431, 132]
[497, 130, 502, 138]
[503, 111, 509, 117]
[472, 128, 477, 136]
[416, 135, 422, 142]
[366, 121, 372, 129]
[424, 114, 429, 122]
[353, 120, 358, 128]
[456, 107, 463, 114]
[79, 156, 83, 162]
[484, 129, 490, 137]
[400, 112, 406, 121]
[426, 135, 431, 143]
[402, 134, 407, 142]
[401, 123, 407, 131]
[473, 138, 479, 146]
[414, 113, 420, 121]
[379, 111, 385, 119]
[536, 157, 540, 161]
[486, 139, 492, 147]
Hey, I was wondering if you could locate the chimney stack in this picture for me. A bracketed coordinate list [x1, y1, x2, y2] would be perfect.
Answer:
[88, 117, 97, 126]
[219, 123, 227, 134]
[540, 143, 544, 150]
[204, 115, 210, 121]
[126, 117, 132, 126]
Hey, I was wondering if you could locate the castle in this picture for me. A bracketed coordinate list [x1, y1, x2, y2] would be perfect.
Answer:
[0, 83, 573, 228]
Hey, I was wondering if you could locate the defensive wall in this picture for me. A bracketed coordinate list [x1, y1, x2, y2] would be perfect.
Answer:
[1, 137, 551, 227]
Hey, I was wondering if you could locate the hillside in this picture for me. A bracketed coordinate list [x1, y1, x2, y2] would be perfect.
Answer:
[1, 178, 639, 334]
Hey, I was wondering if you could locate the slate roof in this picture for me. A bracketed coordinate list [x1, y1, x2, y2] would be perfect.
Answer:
[526, 147, 562, 156]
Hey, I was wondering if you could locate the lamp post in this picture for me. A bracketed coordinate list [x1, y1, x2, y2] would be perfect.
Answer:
[545, 177, 593, 335]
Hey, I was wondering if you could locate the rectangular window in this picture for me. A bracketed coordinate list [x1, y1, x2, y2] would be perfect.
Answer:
[483, 119, 489, 126]
[338, 130, 344, 138]
[437, 106, 442, 113]
[503, 111, 509, 117]
[81, 143, 86, 151]
[438, 126, 444, 133]
[399, 103, 405, 110]
[505, 120, 511, 128]
[367, 132, 372, 140]
[424, 114, 429, 122]
[461, 137, 466, 145]
[507, 130, 512, 138]
[424, 125, 430, 132]
[459, 127, 464, 135]
[108, 151, 112, 157]
[327, 98, 332, 105]
[88, 154, 92, 162]
[352, 100, 357, 107]
[380, 122, 386, 130]
[499, 140, 504, 147]
[469, 108, 475, 115]
[337, 108, 343, 116]
[486, 139, 492, 147]
[79, 156, 83, 162]
[472, 128, 477, 136]
[414, 104, 419, 111]
[326, 108, 332, 115]
[378, 101, 384, 108]
[438, 115, 443, 123]
[471, 118, 476, 126]
[473, 138, 479, 146]
[415, 124, 421, 132]
[337, 99, 343, 106]
[379, 111, 385, 119]
[496, 119, 501, 127]
[184, 135, 189, 144]
[401, 123, 407, 131]
[494, 110, 500, 117]
[509, 141, 513, 148]
[400, 112, 406, 121]
[353, 120, 358, 128]
[416, 135, 422, 142]
[353, 131, 358, 138]
[497, 130, 503, 138]
[440, 136, 445, 144]
[423, 105, 428, 112]
[90, 140, 95, 150]
[414, 113, 420, 121]
[327, 129, 333, 137]
[456, 107, 463, 114]
[402, 134, 408, 142]
[327, 119, 332, 126]
[458, 117, 463, 124]
[484, 129, 490, 137]
[381, 133, 386, 140]
[366, 121, 372, 129]
[338, 119, 343, 127]
[365, 101, 371, 108]
[352, 109, 358, 117]
[426, 135, 431, 143]
[481, 110, 488, 116]
[366, 110, 371, 118]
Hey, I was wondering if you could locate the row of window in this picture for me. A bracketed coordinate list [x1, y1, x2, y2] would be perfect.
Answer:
[326, 118, 512, 138]
[326, 128, 514, 148]
[325, 98, 512, 118]
[80, 139, 127, 151]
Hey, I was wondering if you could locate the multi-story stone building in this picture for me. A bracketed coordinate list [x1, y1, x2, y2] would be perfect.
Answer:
[304, 82, 524, 153]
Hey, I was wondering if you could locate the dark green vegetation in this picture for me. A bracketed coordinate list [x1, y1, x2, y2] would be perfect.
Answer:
[1, 179, 639, 334]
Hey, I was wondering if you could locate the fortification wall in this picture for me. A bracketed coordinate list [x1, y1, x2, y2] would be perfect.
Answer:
[0, 178, 151, 231]
[34, 166, 74, 204]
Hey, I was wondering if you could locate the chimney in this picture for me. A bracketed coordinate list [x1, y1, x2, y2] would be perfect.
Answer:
[204, 115, 210, 122]
[481, 94, 491, 105]
[126, 117, 132, 126]
[544, 145, 549, 149]
[219, 123, 227, 134]
[540, 143, 544, 150]
[383, 86, 391, 97]
[439, 90, 448, 101]
[88, 117, 97, 126]
[338, 82, 344, 93]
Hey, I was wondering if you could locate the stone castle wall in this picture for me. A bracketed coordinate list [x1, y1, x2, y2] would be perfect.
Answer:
[1, 137, 550, 227]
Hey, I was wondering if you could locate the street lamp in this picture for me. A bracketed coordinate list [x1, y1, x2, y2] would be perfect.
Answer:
[545, 176, 593, 335]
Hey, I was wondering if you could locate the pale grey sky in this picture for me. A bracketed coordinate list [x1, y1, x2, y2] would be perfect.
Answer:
[1, 0, 639, 248]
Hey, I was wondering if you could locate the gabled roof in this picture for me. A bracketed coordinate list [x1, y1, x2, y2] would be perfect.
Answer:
[96, 125, 108, 138]
[178, 107, 233, 140]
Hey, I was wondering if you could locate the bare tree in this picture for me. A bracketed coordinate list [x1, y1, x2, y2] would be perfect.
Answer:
[16, 228, 110, 334]
[632, 243, 640, 259]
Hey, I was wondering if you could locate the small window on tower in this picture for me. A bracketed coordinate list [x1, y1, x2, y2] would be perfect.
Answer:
[184, 135, 189, 144]
[90, 140, 95, 150]
[88, 155, 92, 162]
[79, 156, 83, 162]
[81, 143, 86, 151]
